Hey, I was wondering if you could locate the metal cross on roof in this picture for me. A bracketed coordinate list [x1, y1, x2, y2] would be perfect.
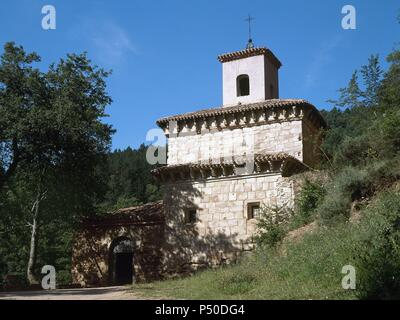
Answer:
[245, 14, 255, 49]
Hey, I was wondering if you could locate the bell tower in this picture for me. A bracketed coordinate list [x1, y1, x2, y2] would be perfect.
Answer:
[218, 47, 282, 107]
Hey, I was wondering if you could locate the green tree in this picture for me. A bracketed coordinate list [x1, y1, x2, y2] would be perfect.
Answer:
[321, 54, 384, 163]
[0, 42, 42, 190]
[100, 145, 164, 211]
[361, 54, 382, 107]
[328, 71, 363, 109]
[379, 49, 400, 111]
[0, 42, 114, 284]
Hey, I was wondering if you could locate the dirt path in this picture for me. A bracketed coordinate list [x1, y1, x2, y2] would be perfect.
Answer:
[0, 286, 146, 300]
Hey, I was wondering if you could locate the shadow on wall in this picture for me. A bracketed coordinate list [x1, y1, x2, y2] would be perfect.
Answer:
[71, 202, 165, 287]
[161, 182, 242, 277]
[72, 183, 245, 286]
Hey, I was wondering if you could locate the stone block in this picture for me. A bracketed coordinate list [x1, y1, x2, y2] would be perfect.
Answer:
[237, 193, 248, 201]
[248, 192, 256, 200]
[228, 193, 237, 201]
[255, 191, 265, 199]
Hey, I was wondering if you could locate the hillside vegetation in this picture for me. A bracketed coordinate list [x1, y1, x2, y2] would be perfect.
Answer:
[132, 32, 400, 300]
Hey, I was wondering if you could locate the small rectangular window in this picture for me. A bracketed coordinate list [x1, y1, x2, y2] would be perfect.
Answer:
[247, 202, 260, 219]
[185, 209, 197, 224]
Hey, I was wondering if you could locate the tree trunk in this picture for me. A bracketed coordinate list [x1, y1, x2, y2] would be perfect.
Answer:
[27, 195, 40, 285]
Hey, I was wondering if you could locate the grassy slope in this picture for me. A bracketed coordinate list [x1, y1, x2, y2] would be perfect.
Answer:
[132, 223, 361, 300]
[132, 181, 400, 300]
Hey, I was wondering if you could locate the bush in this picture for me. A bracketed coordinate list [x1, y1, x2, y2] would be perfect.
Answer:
[255, 206, 293, 248]
[318, 194, 352, 225]
[372, 109, 400, 157]
[318, 167, 369, 224]
[336, 167, 370, 197]
[353, 191, 400, 299]
[2, 273, 28, 291]
[56, 270, 72, 287]
[334, 134, 377, 167]
[293, 180, 325, 228]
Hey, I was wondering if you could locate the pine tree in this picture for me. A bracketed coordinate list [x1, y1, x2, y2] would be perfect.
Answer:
[328, 71, 363, 109]
[361, 54, 382, 107]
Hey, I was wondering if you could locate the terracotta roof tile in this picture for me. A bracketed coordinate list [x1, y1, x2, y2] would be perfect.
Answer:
[82, 201, 164, 227]
[217, 47, 282, 68]
[156, 99, 326, 127]
[151, 152, 308, 180]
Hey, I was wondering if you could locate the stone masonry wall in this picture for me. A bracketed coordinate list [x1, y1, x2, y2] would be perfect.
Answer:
[167, 120, 303, 165]
[72, 223, 164, 286]
[161, 172, 294, 274]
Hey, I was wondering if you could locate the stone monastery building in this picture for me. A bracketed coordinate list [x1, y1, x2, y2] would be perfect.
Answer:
[72, 44, 326, 286]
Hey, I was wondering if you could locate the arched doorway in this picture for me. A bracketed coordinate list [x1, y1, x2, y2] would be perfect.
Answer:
[109, 237, 135, 285]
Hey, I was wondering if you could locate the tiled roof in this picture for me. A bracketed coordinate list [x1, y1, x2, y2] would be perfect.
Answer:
[154, 152, 294, 170]
[82, 201, 164, 227]
[217, 47, 282, 68]
[156, 99, 326, 127]
[152, 152, 308, 181]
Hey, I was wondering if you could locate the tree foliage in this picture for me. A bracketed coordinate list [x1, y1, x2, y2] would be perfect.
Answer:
[0, 43, 163, 285]
[0, 42, 114, 284]
[99, 144, 164, 212]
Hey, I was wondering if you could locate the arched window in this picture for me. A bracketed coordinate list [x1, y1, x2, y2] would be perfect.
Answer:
[237, 74, 250, 97]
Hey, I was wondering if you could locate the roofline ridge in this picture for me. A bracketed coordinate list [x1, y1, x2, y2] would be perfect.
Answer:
[151, 151, 307, 181]
[156, 98, 320, 125]
[217, 46, 282, 68]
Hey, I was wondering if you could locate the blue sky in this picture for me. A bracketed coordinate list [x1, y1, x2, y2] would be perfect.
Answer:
[1, 0, 399, 150]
